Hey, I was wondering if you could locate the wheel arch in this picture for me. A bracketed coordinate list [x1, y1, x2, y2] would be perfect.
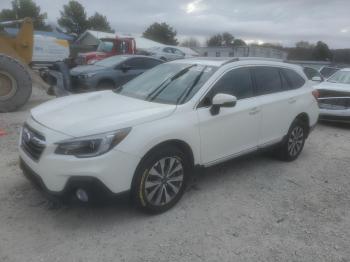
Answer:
[130, 139, 195, 194]
[295, 112, 310, 137]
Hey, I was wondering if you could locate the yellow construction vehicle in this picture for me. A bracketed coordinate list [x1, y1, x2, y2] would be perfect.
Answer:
[0, 18, 34, 112]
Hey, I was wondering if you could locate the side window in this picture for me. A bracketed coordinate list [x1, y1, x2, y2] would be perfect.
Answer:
[253, 67, 283, 95]
[303, 67, 322, 80]
[204, 68, 253, 105]
[281, 68, 306, 89]
[143, 59, 162, 69]
[163, 47, 173, 53]
[173, 48, 184, 56]
[125, 58, 147, 69]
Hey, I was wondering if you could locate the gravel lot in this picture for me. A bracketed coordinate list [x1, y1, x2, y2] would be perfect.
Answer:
[0, 86, 349, 262]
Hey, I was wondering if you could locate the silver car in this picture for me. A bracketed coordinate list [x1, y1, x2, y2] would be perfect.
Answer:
[316, 68, 350, 123]
[70, 55, 163, 91]
[148, 46, 185, 61]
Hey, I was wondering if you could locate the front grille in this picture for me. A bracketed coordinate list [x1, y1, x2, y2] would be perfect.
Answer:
[70, 75, 80, 87]
[21, 124, 46, 161]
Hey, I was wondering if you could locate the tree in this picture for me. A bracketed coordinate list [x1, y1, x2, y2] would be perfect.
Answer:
[232, 39, 247, 47]
[295, 41, 314, 49]
[0, 0, 50, 30]
[206, 34, 223, 47]
[143, 22, 178, 45]
[180, 37, 200, 48]
[206, 32, 236, 47]
[88, 12, 114, 33]
[58, 0, 89, 35]
[222, 32, 234, 46]
[312, 41, 333, 61]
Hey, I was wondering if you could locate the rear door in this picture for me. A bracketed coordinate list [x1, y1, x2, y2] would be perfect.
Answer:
[197, 67, 261, 165]
[252, 66, 305, 146]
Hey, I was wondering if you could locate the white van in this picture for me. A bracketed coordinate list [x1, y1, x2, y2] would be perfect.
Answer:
[32, 35, 69, 66]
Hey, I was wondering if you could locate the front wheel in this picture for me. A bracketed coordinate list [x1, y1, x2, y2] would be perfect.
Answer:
[132, 146, 189, 214]
[277, 120, 307, 161]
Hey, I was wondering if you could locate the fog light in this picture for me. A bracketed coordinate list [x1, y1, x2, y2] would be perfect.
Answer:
[76, 189, 89, 202]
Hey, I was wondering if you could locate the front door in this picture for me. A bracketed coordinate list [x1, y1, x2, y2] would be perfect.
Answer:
[197, 67, 261, 165]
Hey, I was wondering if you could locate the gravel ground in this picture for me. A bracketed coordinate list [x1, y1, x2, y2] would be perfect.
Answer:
[0, 86, 349, 262]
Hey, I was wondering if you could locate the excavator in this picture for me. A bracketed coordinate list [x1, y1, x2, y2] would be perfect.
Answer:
[0, 17, 35, 112]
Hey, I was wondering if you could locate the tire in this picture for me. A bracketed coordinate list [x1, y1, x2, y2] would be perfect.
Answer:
[277, 119, 307, 161]
[132, 145, 190, 214]
[0, 55, 32, 112]
[96, 80, 115, 90]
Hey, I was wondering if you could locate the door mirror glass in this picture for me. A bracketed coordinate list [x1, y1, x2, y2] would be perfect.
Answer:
[210, 93, 237, 115]
[311, 76, 323, 82]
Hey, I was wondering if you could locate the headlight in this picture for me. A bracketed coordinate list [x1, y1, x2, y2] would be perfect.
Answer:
[80, 72, 97, 79]
[55, 127, 131, 158]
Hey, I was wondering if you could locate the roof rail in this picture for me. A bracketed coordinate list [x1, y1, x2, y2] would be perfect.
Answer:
[222, 57, 288, 66]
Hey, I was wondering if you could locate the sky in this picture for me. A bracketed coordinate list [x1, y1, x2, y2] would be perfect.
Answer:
[1, 0, 350, 48]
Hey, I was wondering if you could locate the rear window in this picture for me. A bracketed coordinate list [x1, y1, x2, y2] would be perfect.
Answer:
[281, 69, 305, 89]
[253, 67, 283, 95]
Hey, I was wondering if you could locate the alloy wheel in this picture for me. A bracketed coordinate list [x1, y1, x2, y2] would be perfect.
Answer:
[287, 126, 304, 157]
[144, 157, 184, 206]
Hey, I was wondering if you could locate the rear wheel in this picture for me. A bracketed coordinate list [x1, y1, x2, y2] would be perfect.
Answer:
[0, 55, 32, 112]
[132, 146, 190, 214]
[277, 120, 307, 161]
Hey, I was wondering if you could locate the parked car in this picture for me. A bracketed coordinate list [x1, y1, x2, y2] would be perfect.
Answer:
[319, 66, 341, 79]
[70, 55, 163, 91]
[303, 66, 324, 86]
[19, 58, 319, 213]
[315, 68, 350, 123]
[148, 46, 186, 61]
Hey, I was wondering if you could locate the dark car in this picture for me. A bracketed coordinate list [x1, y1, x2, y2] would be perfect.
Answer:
[70, 55, 163, 91]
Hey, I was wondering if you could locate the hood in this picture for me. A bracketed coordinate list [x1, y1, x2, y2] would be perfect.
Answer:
[316, 81, 350, 93]
[31, 91, 176, 137]
[70, 65, 106, 75]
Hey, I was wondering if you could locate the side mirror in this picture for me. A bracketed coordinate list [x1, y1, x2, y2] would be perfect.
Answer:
[210, 93, 237, 115]
[120, 64, 132, 72]
[311, 76, 323, 82]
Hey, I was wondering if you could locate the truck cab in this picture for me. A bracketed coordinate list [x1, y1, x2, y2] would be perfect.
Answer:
[76, 37, 136, 65]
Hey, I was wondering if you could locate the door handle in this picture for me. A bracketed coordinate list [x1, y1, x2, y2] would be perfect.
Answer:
[249, 107, 260, 115]
[288, 98, 297, 104]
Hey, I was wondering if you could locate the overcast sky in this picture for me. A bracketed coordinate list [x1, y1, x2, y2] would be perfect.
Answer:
[1, 0, 350, 48]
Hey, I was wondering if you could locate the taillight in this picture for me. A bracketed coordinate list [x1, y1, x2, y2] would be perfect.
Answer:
[312, 90, 320, 100]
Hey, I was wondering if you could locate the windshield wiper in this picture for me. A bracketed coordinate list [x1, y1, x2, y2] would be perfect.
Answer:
[146, 64, 197, 102]
[177, 66, 208, 105]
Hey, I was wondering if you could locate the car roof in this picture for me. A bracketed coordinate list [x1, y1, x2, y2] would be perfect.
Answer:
[171, 57, 301, 70]
[118, 54, 162, 61]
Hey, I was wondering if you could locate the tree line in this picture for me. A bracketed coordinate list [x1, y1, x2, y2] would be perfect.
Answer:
[1, 0, 349, 63]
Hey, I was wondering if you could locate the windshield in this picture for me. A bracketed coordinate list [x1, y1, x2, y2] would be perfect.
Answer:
[327, 71, 350, 84]
[97, 40, 114, 52]
[115, 63, 217, 104]
[321, 67, 339, 78]
[94, 56, 128, 67]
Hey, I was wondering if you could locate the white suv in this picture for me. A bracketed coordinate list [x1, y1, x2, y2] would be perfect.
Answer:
[19, 58, 319, 213]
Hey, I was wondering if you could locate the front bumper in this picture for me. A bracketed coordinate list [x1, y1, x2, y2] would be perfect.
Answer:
[20, 158, 121, 201]
[19, 118, 141, 199]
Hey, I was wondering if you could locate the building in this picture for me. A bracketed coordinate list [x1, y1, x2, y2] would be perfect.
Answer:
[4, 27, 74, 41]
[195, 46, 288, 60]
